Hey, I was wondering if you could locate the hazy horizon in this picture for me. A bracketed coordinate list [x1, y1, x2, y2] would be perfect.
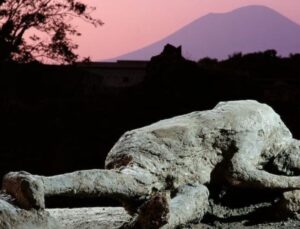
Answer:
[75, 1, 300, 61]
[112, 5, 300, 61]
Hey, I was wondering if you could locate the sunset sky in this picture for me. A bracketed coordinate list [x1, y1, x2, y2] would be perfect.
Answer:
[76, 1, 300, 61]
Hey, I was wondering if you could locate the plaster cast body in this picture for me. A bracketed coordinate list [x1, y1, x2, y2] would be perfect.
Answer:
[3, 100, 300, 228]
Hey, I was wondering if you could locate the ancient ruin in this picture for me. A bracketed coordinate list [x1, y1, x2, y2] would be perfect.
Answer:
[2, 100, 300, 228]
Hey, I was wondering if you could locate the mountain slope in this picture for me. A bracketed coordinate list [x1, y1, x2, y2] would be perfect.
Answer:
[112, 5, 300, 61]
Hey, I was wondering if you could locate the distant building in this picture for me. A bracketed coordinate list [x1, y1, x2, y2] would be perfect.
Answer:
[78, 60, 148, 88]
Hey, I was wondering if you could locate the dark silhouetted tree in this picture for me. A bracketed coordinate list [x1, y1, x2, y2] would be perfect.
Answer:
[198, 57, 218, 67]
[0, 0, 103, 64]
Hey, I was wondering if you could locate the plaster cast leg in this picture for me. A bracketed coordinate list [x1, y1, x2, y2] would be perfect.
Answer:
[164, 184, 209, 228]
[127, 184, 209, 229]
[2, 169, 156, 210]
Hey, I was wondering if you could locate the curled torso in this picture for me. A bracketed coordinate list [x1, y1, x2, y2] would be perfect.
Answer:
[105, 100, 292, 188]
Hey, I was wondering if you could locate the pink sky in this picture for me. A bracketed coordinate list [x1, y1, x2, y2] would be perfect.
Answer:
[76, 0, 300, 61]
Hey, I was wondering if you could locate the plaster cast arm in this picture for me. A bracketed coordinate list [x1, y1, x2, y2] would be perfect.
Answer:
[227, 136, 300, 189]
[124, 184, 209, 229]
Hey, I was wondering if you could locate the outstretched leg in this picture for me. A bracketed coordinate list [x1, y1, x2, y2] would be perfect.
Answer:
[126, 183, 209, 228]
[2, 167, 158, 210]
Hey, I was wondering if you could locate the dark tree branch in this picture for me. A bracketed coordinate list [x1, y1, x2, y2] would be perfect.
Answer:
[0, 0, 103, 64]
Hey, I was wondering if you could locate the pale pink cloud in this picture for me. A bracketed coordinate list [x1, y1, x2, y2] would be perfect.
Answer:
[75, 0, 300, 60]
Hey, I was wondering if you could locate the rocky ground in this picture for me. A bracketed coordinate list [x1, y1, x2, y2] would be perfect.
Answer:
[47, 205, 300, 229]
[38, 203, 300, 229]
[48, 207, 130, 229]
[2, 190, 300, 229]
